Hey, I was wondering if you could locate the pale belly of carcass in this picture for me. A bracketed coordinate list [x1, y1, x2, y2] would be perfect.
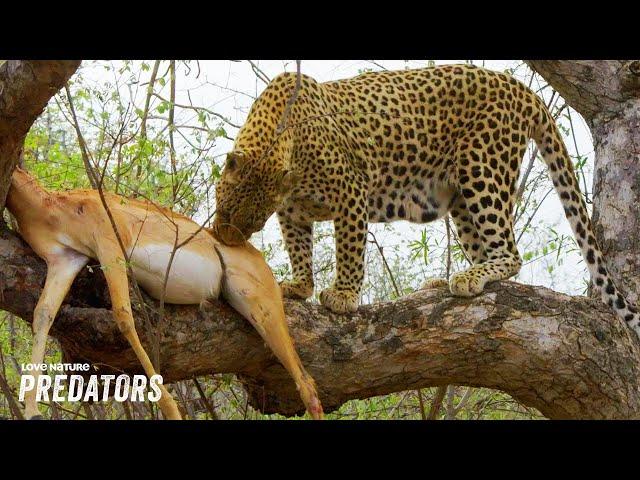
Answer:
[128, 243, 222, 304]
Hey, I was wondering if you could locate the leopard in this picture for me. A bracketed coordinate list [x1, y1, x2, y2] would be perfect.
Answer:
[212, 63, 640, 340]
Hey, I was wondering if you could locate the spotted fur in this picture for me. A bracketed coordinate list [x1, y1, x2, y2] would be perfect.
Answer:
[213, 64, 639, 339]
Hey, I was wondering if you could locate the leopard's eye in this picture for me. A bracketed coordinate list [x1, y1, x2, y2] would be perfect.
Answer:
[225, 150, 247, 172]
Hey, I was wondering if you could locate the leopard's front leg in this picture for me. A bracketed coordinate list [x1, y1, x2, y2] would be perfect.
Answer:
[278, 211, 314, 300]
[320, 212, 368, 314]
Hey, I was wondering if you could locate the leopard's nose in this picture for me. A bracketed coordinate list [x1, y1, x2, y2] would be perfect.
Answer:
[214, 225, 245, 245]
[216, 208, 230, 223]
[212, 216, 247, 246]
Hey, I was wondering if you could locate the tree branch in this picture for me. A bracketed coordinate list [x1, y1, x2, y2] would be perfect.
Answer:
[525, 60, 640, 122]
[1, 225, 638, 419]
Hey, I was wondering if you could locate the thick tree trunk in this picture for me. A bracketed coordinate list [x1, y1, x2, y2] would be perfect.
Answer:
[1, 60, 639, 419]
[526, 61, 640, 304]
[1, 226, 639, 419]
[0, 60, 81, 208]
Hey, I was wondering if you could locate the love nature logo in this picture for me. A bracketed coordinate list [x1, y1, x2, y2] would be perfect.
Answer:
[19, 363, 163, 403]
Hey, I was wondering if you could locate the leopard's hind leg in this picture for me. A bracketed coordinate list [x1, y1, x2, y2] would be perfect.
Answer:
[421, 192, 489, 291]
[449, 193, 489, 266]
[446, 144, 525, 297]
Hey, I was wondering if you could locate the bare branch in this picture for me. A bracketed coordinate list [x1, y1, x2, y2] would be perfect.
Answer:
[64, 83, 100, 189]
[275, 60, 302, 136]
[152, 92, 242, 129]
[247, 60, 271, 85]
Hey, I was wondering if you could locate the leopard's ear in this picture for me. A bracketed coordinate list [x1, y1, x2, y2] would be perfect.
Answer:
[225, 150, 247, 172]
[278, 169, 300, 195]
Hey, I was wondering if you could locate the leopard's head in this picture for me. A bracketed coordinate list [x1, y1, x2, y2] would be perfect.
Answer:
[213, 150, 299, 245]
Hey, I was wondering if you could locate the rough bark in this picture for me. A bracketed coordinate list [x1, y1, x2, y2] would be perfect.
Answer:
[1, 226, 639, 419]
[526, 60, 640, 304]
[0, 60, 81, 208]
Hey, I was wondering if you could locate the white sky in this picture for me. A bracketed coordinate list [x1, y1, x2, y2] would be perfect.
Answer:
[79, 60, 594, 296]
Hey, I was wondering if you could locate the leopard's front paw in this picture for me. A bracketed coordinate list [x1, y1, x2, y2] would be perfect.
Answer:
[420, 277, 450, 290]
[280, 280, 314, 300]
[319, 287, 359, 314]
[449, 271, 484, 297]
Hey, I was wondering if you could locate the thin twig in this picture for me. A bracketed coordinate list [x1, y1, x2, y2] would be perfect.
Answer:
[275, 60, 302, 135]
[452, 387, 474, 418]
[64, 83, 99, 189]
[135, 59, 161, 180]
[247, 60, 271, 85]
[368, 231, 401, 297]
[367, 61, 388, 71]
[0, 350, 23, 419]
[152, 92, 242, 129]
[193, 378, 219, 420]
[445, 217, 452, 280]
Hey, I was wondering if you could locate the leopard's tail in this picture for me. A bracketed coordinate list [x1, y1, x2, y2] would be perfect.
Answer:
[532, 99, 639, 340]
